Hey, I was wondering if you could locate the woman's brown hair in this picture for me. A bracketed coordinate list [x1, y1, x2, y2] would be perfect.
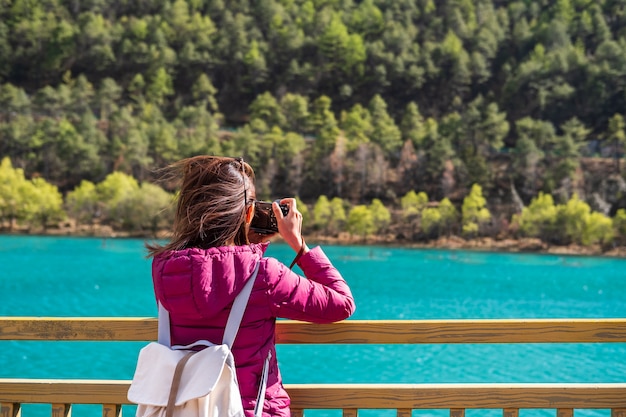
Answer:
[146, 155, 255, 257]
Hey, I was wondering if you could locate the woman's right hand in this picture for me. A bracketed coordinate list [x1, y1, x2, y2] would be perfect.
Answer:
[273, 198, 309, 255]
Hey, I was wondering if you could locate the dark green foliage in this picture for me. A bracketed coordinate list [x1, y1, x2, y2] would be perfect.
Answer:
[1, 0, 626, 230]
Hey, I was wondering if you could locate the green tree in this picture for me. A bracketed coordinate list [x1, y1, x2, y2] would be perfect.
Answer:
[192, 73, 219, 112]
[67, 74, 95, 116]
[243, 40, 268, 87]
[108, 106, 152, 178]
[175, 105, 222, 158]
[146, 67, 174, 105]
[319, 12, 366, 77]
[514, 192, 558, 241]
[328, 197, 347, 235]
[26, 177, 65, 229]
[584, 212, 613, 247]
[400, 190, 428, 236]
[461, 183, 491, 236]
[313, 195, 332, 232]
[347, 204, 375, 239]
[33, 85, 63, 117]
[0, 21, 11, 79]
[264, 128, 306, 196]
[295, 196, 311, 228]
[95, 171, 140, 226]
[233, 124, 264, 168]
[369, 198, 391, 233]
[607, 114, 626, 173]
[250, 92, 286, 129]
[349, 0, 385, 39]
[422, 197, 459, 238]
[436, 30, 471, 103]
[271, 128, 306, 169]
[400, 102, 427, 148]
[280, 93, 309, 133]
[401, 190, 429, 220]
[309, 95, 339, 156]
[96, 78, 122, 122]
[46, 117, 102, 184]
[77, 11, 115, 71]
[613, 208, 626, 245]
[555, 194, 613, 246]
[438, 197, 459, 236]
[553, 118, 588, 183]
[0, 157, 29, 229]
[66, 180, 99, 225]
[11, 6, 77, 80]
[512, 117, 556, 195]
[422, 118, 454, 183]
[117, 182, 174, 233]
[309, 96, 340, 190]
[146, 112, 179, 166]
[128, 73, 146, 104]
[421, 205, 442, 237]
[459, 97, 509, 187]
[341, 104, 372, 151]
[0, 83, 31, 117]
[369, 94, 402, 157]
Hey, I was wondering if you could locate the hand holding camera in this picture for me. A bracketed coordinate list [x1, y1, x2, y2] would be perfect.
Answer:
[250, 198, 309, 257]
[250, 200, 289, 235]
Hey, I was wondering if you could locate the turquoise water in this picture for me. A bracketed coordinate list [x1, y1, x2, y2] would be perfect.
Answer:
[1, 235, 626, 417]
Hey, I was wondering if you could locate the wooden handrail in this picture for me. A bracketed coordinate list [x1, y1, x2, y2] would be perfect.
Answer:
[2, 317, 626, 343]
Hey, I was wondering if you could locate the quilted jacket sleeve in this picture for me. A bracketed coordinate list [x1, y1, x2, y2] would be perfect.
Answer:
[265, 246, 355, 323]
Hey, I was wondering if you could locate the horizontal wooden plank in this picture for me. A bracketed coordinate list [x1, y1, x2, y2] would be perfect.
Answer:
[276, 319, 626, 344]
[2, 318, 626, 343]
[285, 384, 626, 409]
[0, 318, 156, 341]
[0, 380, 130, 404]
[1, 380, 626, 409]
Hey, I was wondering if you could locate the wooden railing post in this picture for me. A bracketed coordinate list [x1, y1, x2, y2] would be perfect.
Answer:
[102, 404, 121, 417]
[397, 409, 412, 417]
[51, 403, 71, 417]
[503, 409, 519, 417]
[557, 408, 573, 417]
[612, 409, 626, 417]
[0, 403, 21, 417]
[450, 409, 465, 417]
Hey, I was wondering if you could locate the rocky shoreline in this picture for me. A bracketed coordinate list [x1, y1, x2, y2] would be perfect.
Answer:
[308, 233, 626, 258]
[5, 221, 626, 258]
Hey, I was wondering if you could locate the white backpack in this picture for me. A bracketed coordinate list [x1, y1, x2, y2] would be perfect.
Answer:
[128, 263, 269, 417]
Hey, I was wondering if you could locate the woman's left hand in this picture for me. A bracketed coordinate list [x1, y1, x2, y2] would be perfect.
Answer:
[274, 198, 309, 255]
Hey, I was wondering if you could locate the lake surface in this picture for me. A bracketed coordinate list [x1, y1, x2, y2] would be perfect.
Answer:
[1, 235, 625, 417]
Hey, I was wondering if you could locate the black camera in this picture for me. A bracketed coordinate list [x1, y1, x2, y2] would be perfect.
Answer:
[250, 201, 289, 234]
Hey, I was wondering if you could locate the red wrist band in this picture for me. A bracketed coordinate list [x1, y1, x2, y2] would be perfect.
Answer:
[289, 239, 306, 270]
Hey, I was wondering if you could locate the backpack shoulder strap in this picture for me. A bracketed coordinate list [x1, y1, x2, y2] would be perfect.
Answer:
[157, 301, 171, 346]
[222, 261, 260, 348]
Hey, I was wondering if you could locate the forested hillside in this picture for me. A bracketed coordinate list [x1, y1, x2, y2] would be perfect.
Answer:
[2, 0, 626, 246]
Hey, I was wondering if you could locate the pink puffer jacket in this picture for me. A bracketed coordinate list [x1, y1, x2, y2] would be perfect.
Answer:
[152, 242, 355, 417]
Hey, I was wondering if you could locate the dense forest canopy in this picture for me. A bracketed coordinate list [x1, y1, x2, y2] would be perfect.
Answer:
[2, 0, 626, 242]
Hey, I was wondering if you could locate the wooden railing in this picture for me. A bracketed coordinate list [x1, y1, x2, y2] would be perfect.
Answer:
[2, 318, 626, 417]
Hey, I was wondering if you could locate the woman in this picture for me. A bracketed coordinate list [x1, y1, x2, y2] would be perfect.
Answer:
[146, 155, 355, 417]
